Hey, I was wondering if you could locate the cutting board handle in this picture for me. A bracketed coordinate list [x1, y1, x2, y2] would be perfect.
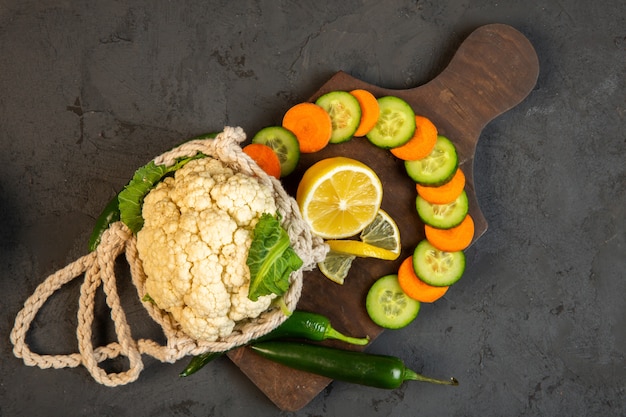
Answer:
[413, 23, 540, 143]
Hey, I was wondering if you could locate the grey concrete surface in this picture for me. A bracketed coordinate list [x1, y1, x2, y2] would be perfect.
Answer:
[1, 1, 624, 416]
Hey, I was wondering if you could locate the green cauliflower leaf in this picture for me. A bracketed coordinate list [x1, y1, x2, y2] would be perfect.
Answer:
[247, 214, 303, 301]
[118, 154, 204, 233]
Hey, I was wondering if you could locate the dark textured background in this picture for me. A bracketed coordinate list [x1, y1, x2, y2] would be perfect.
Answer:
[1, 1, 624, 416]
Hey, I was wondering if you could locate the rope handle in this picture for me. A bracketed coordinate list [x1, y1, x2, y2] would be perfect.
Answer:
[10, 127, 328, 386]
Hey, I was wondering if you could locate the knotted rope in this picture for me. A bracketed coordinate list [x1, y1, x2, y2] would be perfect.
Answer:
[10, 126, 328, 387]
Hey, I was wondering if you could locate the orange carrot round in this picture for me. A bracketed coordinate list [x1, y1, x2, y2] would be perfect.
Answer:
[390, 115, 438, 160]
[397, 256, 449, 303]
[349, 89, 380, 137]
[243, 143, 282, 179]
[425, 214, 475, 252]
[282, 102, 332, 153]
[416, 168, 466, 204]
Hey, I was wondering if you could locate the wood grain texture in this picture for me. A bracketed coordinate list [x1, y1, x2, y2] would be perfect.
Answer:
[228, 23, 539, 411]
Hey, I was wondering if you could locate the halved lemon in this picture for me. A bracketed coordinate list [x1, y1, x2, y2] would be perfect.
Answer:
[296, 157, 383, 239]
[325, 240, 400, 261]
[360, 209, 401, 257]
[317, 250, 356, 284]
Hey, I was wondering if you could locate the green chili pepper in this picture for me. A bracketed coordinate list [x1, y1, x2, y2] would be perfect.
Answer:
[88, 193, 121, 252]
[258, 310, 370, 345]
[179, 352, 224, 377]
[179, 311, 370, 377]
[249, 341, 459, 389]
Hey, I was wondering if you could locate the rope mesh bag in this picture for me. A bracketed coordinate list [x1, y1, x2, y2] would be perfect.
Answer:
[10, 126, 328, 387]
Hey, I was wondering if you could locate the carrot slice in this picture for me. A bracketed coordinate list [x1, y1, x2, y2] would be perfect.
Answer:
[397, 256, 449, 303]
[349, 89, 379, 137]
[243, 143, 281, 179]
[282, 102, 332, 153]
[390, 115, 438, 160]
[425, 214, 475, 252]
[416, 168, 466, 204]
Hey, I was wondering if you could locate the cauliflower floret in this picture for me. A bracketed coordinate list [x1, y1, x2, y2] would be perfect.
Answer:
[136, 157, 278, 342]
[220, 228, 252, 290]
[169, 173, 216, 212]
[198, 209, 237, 250]
[229, 285, 276, 322]
[172, 306, 235, 341]
[210, 173, 276, 226]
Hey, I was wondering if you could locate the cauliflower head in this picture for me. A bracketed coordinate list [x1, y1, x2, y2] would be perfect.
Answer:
[136, 157, 278, 341]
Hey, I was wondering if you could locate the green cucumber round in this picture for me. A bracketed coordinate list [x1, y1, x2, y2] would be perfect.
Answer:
[366, 96, 415, 149]
[251, 126, 300, 177]
[366, 274, 420, 329]
[413, 240, 465, 287]
[416, 190, 469, 229]
[405, 135, 458, 186]
[315, 91, 361, 144]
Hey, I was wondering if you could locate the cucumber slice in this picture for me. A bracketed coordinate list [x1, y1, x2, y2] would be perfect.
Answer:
[416, 190, 469, 229]
[315, 91, 361, 144]
[404, 135, 458, 186]
[366, 274, 420, 329]
[366, 96, 415, 149]
[413, 240, 465, 287]
[251, 126, 300, 177]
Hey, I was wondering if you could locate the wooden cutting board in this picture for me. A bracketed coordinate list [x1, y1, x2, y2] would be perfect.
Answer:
[228, 23, 539, 411]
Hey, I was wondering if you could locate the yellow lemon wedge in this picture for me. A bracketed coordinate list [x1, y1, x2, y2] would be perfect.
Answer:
[325, 239, 400, 261]
[296, 157, 383, 239]
[317, 250, 356, 285]
[318, 211, 402, 283]
[359, 209, 401, 257]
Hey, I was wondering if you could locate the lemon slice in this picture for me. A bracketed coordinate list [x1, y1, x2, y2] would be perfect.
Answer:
[325, 240, 400, 261]
[318, 250, 356, 284]
[296, 157, 383, 239]
[359, 209, 401, 256]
